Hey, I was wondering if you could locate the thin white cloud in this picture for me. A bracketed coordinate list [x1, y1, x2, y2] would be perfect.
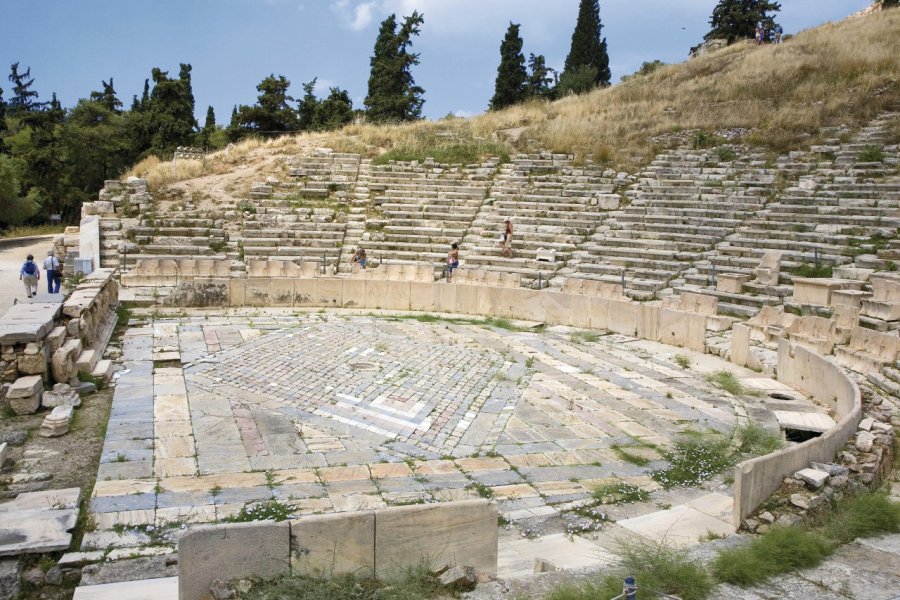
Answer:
[331, 0, 377, 31]
[313, 79, 337, 95]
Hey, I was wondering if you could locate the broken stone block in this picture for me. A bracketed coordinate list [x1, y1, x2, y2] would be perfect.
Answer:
[40, 406, 73, 438]
[794, 468, 829, 489]
[0, 443, 6, 466]
[7, 376, 43, 415]
[855, 431, 875, 452]
[858, 417, 874, 431]
[533, 558, 558, 573]
[439, 565, 476, 587]
[16, 352, 46, 376]
[41, 383, 80, 409]
[810, 462, 849, 477]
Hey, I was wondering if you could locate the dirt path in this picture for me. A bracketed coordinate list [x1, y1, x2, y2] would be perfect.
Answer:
[0, 236, 59, 316]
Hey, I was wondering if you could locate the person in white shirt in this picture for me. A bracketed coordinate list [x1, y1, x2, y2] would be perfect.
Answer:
[43, 250, 61, 294]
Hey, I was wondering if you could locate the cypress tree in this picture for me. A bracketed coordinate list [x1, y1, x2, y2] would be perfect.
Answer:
[140, 79, 150, 112]
[562, 0, 611, 88]
[148, 65, 198, 154]
[704, 0, 781, 44]
[489, 23, 528, 111]
[0, 88, 7, 154]
[198, 106, 216, 148]
[297, 79, 319, 131]
[365, 11, 425, 122]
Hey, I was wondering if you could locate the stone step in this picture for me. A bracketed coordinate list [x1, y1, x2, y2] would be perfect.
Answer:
[72, 576, 178, 600]
[91, 359, 115, 382]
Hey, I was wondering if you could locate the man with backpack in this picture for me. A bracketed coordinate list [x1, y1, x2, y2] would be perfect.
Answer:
[19, 254, 40, 298]
[43, 250, 61, 294]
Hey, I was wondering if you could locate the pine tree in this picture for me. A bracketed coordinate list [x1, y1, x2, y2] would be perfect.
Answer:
[562, 0, 611, 88]
[147, 64, 198, 154]
[7, 63, 42, 114]
[527, 54, 556, 99]
[236, 74, 298, 133]
[704, 0, 781, 44]
[226, 105, 243, 142]
[490, 23, 528, 110]
[19, 92, 69, 219]
[365, 11, 425, 122]
[317, 88, 354, 130]
[89, 78, 123, 113]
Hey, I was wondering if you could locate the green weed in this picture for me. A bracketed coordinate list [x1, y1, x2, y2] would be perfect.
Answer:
[651, 431, 734, 488]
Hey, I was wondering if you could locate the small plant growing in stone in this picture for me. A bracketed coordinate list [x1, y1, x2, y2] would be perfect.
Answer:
[858, 145, 884, 163]
[209, 485, 221, 498]
[224, 499, 296, 523]
[705, 369, 747, 396]
[592, 481, 649, 505]
[673, 354, 692, 369]
[465, 482, 494, 499]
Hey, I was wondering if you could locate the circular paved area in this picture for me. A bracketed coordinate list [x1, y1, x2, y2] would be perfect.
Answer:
[89, 310, 803, 561]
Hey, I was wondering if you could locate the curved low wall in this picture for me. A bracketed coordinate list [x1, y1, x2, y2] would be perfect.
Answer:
[161, 276, 862, 526]
[732, 338, 862, 526]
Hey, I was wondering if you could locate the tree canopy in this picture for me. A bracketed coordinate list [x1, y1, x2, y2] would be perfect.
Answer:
[365, 11, 425, 122]
[562, 0, 611, 88]
[704, 0, 782, 43]
[490, 23, 528, 110]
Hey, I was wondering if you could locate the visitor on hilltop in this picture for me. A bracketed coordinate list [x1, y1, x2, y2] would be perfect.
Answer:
[773, 23, 783, 44]
[447, 242, 460, 282]
[755, 23, 766, 45]
[499, 220, 514, 259]
[43, 250, 61, 294]
[351, 247, 368, 270]
[19, 254, 40, 298]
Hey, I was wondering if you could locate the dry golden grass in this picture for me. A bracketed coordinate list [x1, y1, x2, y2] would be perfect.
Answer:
[323, 9, 900, 165]
[124, 10, 900, 180]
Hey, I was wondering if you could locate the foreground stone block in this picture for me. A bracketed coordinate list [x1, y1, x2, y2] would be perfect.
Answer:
[178, 520, 289, 600]
[0, 488, 81, 556]
[39, 406, 73, 437]
[794, 468, 829, 489]
[7, 376, 43, 415]
[374, 499, 497, 578]
[290, 511, 375, 577]
[41, 383, 81, 409]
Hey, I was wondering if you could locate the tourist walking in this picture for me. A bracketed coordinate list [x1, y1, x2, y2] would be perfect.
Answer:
[350, 247, 368, 269]
[447, 242, 459, 281]
[773, 23, 783, 44]
[43, 250, 61, 294]
[755, 23, 765, 45]
[499, 220, 514, 258]
[19, 254, 40, 298]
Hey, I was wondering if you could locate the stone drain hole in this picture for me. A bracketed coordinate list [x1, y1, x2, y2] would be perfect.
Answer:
[769, 392, 797, 401]
[784, 428, 822, 443]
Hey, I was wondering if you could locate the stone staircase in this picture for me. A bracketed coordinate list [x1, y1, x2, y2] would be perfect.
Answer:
[463, 153, 621, 288]
[359, 159, 497, 277]
[567, 149, 770, 300]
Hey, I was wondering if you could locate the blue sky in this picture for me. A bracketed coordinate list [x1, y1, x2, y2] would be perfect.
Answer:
[0, 0, 872, 123]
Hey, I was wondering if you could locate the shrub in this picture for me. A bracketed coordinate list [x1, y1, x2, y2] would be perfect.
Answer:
[736, 422, 785, 455]
[714, 527, 832, 586]
[592, 481, 649, 504]
[858, 145, 884, 163]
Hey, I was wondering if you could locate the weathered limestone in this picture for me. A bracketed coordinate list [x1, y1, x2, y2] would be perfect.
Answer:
[786, 316, 839, 354]
[861, 276, 900, 321]
[746, 305, 797, 342]
[753, 251, 782, 286]
[835, 326, 900, 373]
[52, 339, 82, 383]
[290, 511, 375, 577]
[178, 521, 290, 600]
[79, 215, 100, 271]
[662, 291, 717, 315]
[0, 488, 81, 556]
[39, 405, 73, 437]
[792, 278, 863, 307]
[41, 383, 80, 409]
[7, 376, 43, 415]
[717, 273, 750, 294]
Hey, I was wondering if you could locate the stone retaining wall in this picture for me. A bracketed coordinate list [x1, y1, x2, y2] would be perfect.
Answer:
[732, 338, 861, 526]
[178, 499, 497, 600]
[0, 269, 118, 402]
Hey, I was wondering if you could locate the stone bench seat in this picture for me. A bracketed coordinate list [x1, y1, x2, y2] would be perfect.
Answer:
[575, 262, 680, 284]
[132, 226, 225, 237]
[491, 198, 601, 211]
[246, 259, 322, 278]
[679, 284, 781, 310]
[240, 237, 342, 249]
[609, 229, 720, 247]
[378, 202, 480, 215]
[726, 236, 850, 255]
[630, 222, 731, 237]
[379, 232, 466, 245]
[240, 229, 344, 240]
[595, 234, 710, 252]
[763, 213, 900, 228]
[716, 245, 844, 265]
[140, 244, 222, 256]
[364, 240, 461, 254]
[835, 326, 900, 373]
[380, 209, 474, 222]
[243, 221, 346, 231]
[566, 271, 667, 293]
